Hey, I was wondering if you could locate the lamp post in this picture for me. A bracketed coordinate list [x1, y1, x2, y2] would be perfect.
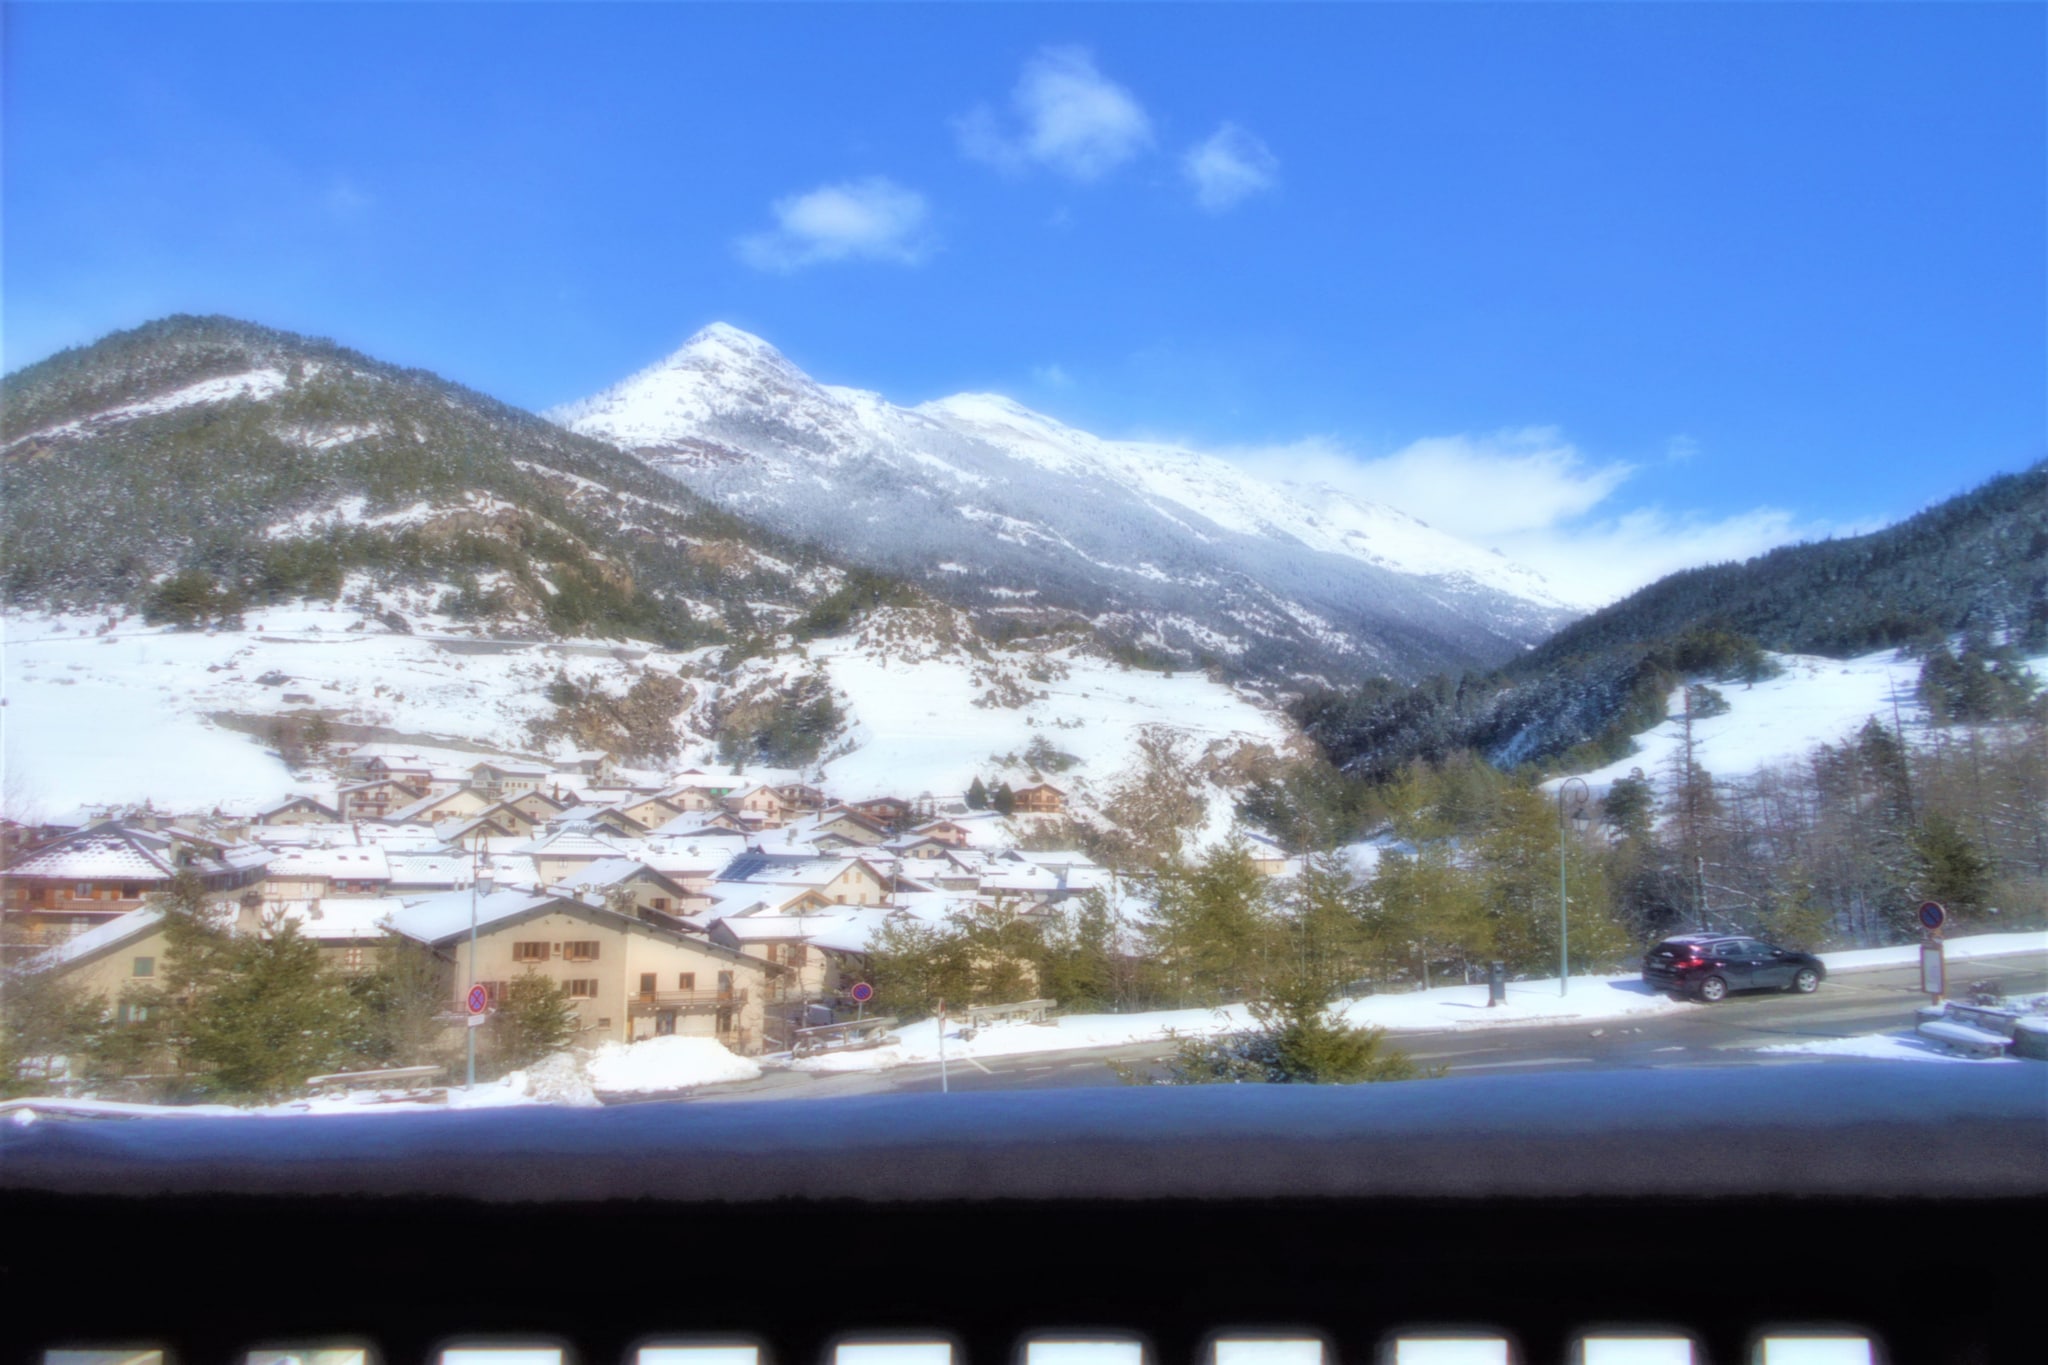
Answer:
[465, 843, 495, 1090]
[1556, 777, 1591, 997]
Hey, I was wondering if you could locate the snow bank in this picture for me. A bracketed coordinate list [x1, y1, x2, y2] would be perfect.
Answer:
[1817, 931, 2048, 973]
[587, 1036, 761, 1094]
[1752, 1031, 2022, 1065]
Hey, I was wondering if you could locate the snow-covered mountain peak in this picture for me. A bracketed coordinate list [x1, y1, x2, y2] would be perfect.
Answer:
[554, 325, 1585, 681]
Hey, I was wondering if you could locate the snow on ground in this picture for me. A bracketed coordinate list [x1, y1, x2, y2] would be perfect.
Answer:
[1549, 647, 2048, 797]
[788, 974, 1700, 1074]
[786, 931, 2048, 1075]
[1752, 1032, 2024, 1065]
[808, 626, 1291, 826]
[586, 1035, 761, 1093]
[1816, 931, 2048, 972]
[3, 600, 1293, 830]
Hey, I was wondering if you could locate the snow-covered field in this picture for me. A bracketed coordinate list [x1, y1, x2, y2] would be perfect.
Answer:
[1550, 646, 2048, 797]
[1, 601, 1290, 830]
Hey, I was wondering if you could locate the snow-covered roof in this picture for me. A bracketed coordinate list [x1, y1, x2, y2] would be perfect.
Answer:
[269, 897, 404, 941]
[29, 906, 167, 972]
[471, 759, 553, 777]
[263, 846, 391, 881]
[516, 828, 636, 859]
[384, 852, 474, 887]
[386, 888, 572, 945]
[546, 857, 679, 893]
[2, 821, 269, 882]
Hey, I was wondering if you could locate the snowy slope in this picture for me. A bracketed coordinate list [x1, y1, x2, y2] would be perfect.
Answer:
[2, 599, 1291, 843]
[550, 326, 1579, 683]
[1546, 646, 2048, 797]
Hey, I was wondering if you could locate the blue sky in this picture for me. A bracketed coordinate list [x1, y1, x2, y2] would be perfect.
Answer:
[4, 2, 2042, 602]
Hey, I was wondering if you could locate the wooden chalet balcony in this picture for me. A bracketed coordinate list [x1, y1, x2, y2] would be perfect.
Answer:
[626, 988, 747, 1015]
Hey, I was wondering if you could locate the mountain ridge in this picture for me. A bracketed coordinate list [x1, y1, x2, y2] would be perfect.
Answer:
[550, 324, 1579, 686]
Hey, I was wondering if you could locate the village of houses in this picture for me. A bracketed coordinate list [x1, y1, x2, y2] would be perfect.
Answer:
[1, 741, 1266, 1082]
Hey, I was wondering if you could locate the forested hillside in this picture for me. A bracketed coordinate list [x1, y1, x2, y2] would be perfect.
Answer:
[1, 315, 850, 646]
[1293, 462, 2048, 781]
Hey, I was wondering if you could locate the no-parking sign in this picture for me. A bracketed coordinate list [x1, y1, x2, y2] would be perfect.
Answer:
[1919, 901, 1947, 932]
[850, 981, 875, 1004]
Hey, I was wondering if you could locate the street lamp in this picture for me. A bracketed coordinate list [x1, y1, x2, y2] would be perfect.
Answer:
[1556, 777, 1591, 997]
[465, 845, 495, 1090]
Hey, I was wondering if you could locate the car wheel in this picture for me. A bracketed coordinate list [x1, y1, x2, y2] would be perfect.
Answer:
[1697, 975, 1728, 1003]
[1791, 967, 1820, 994]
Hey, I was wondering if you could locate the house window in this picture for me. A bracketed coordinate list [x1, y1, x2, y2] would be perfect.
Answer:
[639, 973, 657, 997]
[678, 972, 696, 991]
[512, 941, 549, 963]
[789, 944, 808, 968]
[74, 883, 92, 899]
[121, 883, 143, 899]
[651, 897, 670, 911]
[564, 940, 600, 962]
[132, 956, 155, 978]
[343, 946, 364, 970]
[715, 1007, 733, 1034]
[717, 970, 734, 996]
[568, 978, 599, 998]
[116, 1001, 151, 1025]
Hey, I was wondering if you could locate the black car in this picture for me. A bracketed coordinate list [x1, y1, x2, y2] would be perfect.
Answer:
[1642, 932, 1827, 1002]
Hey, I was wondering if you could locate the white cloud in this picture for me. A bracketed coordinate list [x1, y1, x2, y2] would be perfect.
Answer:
[957, 47, 1153, 181]
[1182, 123, 1279, 211]
[1224, 429, 1841, 607]
[1032, 363, 1075, 389]
[736, 177, 933, 273]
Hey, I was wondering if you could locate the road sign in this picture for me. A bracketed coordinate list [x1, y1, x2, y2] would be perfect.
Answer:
[467, 984, 489, 1015]
[1921, 942, 1946, 1000]
[1919, 901, 1948, 932]
[850, 981, 874, 1004]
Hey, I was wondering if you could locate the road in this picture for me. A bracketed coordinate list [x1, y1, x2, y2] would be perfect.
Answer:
[654, 951, 2048, 1104]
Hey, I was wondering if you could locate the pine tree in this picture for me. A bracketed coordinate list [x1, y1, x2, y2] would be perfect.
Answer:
[991, 782, 1017, 817]
[966, 776, 988, 811]
[489, 971, 579, 1073]
[0, 968, 107, 1097]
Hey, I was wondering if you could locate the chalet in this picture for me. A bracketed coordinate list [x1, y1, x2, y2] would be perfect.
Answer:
[504, 788, 571, 825]
[385, 851, 477, 894]
[717, 852, 894, 907]
[804, 808, 893, 848]
[668, 771, 737, 799]
[337, 777, 427, 822]
[262, 846, 393, 900]
[657, 785, 726, 815]
[32, 906, 174, 1022]
[545, 858, 705, 918]
[468, 760, 553, 800]
[246, 897, 405, 974]
[518, 828, 636, 886]
[910, 818, 975, 849]
[389, 889, 779, 1052]
[613, 793, 688, 830]
[1012, 783, 1068, 816]
[256, 795, 341, 827]
[774, 783, 828, 813]
[707, 909, 883, 1009]
[851, 796, 914, 829]
[341, 745, 435, 783]
[558, 749, 617, 782]
[434, 812, 526, 850]
[722, 784, 795, 827]
[550, 805, 651, 839]
[0, 822, 270, 954]
[385, 787, 493, 827]
[887, 835, 956, 862]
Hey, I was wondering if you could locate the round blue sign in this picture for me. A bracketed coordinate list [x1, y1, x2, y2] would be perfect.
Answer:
[850, 981, 874, 1003]
[467, 984, 490, 1014]
[1918, 901, 1947, 931]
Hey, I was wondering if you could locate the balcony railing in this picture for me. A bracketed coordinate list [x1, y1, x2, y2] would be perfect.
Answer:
[626, 989, 747, 1014]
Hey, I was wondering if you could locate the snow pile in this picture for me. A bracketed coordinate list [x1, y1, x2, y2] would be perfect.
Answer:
[1817, 932, 2048, 972]
[586, 1036, 761, 1094]
[1752, 1032, 2020, 1065]
[512, 1050, 604, 1107]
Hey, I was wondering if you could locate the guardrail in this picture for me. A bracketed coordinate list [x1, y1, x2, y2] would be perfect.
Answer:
[791, 1017, 900, 1058]
[303, 1065, 446, 1092]
[967, 998, 1055, 1029]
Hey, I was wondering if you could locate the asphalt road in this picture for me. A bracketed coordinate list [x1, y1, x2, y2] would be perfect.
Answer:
[667, 951, 2048, 1104]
